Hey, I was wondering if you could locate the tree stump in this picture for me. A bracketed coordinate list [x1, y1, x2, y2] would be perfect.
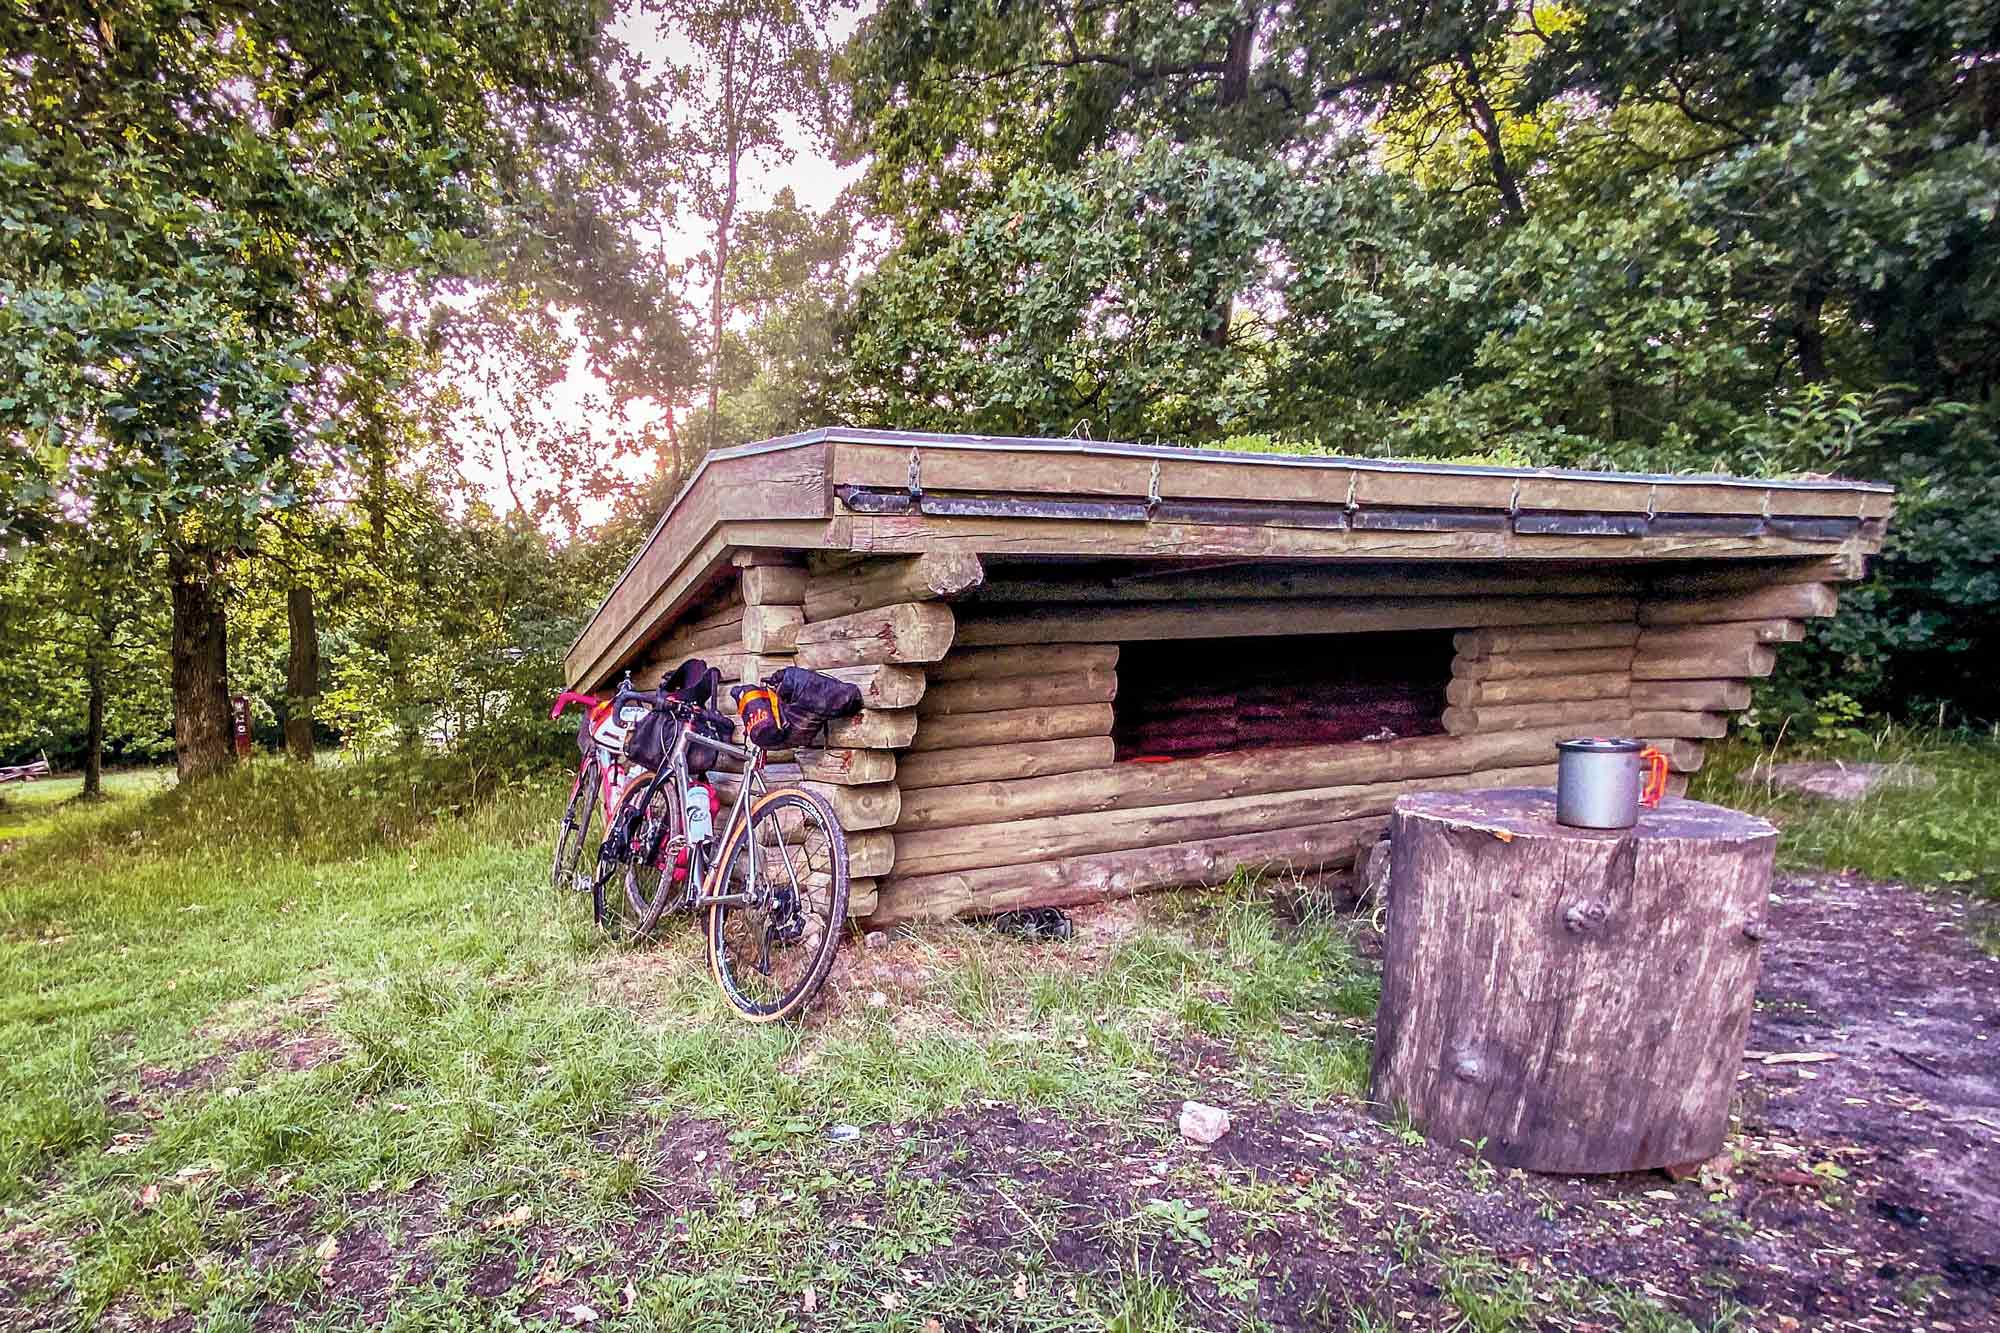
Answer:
[1370, 787, 1777, 1174]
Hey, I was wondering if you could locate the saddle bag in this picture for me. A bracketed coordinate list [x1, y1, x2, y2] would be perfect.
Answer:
[732, 667, 864, 750]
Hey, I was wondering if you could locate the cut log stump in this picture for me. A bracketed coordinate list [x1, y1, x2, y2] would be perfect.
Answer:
[1370, 787, 1776, 1175]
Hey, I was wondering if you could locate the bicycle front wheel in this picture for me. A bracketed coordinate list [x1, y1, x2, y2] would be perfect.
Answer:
[551, 761, 602, 908]
[706, 787, 848, 1022]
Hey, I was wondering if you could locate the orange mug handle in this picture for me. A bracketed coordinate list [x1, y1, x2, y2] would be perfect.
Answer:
[1639, 746, 1669, 808]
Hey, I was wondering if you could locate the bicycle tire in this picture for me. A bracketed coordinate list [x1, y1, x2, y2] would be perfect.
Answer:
[706, 786, 848, 1023]
[617, 776, 683, 936]
[550, 760, 602, 905]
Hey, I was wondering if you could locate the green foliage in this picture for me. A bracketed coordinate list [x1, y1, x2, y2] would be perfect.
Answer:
[839, 0, 2000, 722]
[1691, 726, 2000, 898]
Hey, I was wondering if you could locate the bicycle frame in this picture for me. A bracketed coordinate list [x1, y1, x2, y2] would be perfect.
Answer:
[594, 707, 813, 918]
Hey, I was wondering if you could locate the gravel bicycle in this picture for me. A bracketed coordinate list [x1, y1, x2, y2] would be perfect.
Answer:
[550, 681, 849, 1022]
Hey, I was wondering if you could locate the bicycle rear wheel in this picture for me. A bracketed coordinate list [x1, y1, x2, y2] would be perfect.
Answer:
[617, 778, 685, 936]
[550, 761, 603, 916]
[706, 787, 848, 1022]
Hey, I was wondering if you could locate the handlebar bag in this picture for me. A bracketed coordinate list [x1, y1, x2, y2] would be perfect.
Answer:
[624, 659, 730, 773]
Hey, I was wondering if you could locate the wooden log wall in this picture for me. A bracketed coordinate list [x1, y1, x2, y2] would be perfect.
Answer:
[788, 552, 981, 917]
[873, 564, 1638, 926]
[631, 552, 1857, 930]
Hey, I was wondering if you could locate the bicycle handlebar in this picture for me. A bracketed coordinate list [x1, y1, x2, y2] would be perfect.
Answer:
[549, 690, 600, 720]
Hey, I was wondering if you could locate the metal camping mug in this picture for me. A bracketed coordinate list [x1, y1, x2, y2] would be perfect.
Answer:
[1555, 737, 1670, 829]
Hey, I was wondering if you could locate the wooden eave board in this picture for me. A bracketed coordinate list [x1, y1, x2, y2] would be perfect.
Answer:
[565, 428, 1892, 688]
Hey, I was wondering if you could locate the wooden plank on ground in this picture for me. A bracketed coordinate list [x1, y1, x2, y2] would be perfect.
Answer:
[867, 818, 1389, 926]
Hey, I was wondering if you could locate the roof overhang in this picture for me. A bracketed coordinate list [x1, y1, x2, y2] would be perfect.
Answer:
[567, 428, 1894, 690]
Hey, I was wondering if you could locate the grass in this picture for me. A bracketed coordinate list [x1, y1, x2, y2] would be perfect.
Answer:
[1689, 724, 2000, 900]
[6, 726, 1991, 1329]
[0, 755, 1391, 1330]
[0, 767, 173, 841]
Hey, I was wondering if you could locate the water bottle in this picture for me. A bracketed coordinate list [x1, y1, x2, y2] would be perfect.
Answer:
[684, 783, 713, 844]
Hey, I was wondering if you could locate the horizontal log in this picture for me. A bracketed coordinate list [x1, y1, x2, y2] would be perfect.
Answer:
[847, 832, 895, 879]
[1454, 623, 1641, 656]
[918, 668, 1117, 717]
[1451, 648, 1636, 682]
[896, 736, 1117, 790]
[1631, 710, 1732, 740]
[957, 596, 1639, 646]
[796, 747, 897, 785]
[1661, 738, 1706, 773]
[907, 703, 1114, 752]
[1444, 672, 1630, 708]
[740, 565, 809, 606]
[926, 643, 1119, 683]
[1650, 554, 1864, 593]
[821, 663, 928, 710]
[889, 763, 1556, 879]
[975, 566, 1642, 605]
[1442, 701, 1634, 735]
[659, 621, 744, 660]
[1629, 680, 1752, 713]
[848, 881, 876, 920]
[802, 781, 901, 832]
[742, 605, 805, 654]
[823, 708, 920, 749]
[1638, 622, 1804, 657]
[687, 592, 747, 633]
[1640, 584, 1838, 626]
[1631, 645, 1776, 680]
[803, 552, 986, 622]
[894, 726, 1587, 833]
[868, 818, 1388, 926]
[795, 602, 955, 669]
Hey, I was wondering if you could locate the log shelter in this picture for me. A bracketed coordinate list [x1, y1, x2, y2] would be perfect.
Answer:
[564, 428, 1893, 926]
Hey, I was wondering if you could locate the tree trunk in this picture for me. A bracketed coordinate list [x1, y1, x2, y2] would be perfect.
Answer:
[169, 547, 234, 783]
[82, 653, 105, 799]
[285, 583, 320, 763]
[1456, 49, 1527, 223]
[1371, 787, 1776, 1174]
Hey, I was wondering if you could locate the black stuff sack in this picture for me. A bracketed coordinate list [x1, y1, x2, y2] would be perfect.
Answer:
[768, 667, 863, 749]
[625, 659, 730, 773]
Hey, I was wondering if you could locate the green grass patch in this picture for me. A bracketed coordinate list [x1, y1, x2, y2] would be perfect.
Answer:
[0, 766, 173, 842]
[1689, 724, 2000, 899]
[0, 756, 1380, 1327]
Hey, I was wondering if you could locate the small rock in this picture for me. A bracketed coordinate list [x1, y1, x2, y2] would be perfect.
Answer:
[866, 990, 888, 1008]
[1742, 760, 1933, 803]
[1178, 1100, 1232, 1144]
[863, 931, 890, 950]
[826, 1123, 862, 1143]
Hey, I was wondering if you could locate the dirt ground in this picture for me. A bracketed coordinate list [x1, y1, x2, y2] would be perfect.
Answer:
[9, 873, 1998, 1331]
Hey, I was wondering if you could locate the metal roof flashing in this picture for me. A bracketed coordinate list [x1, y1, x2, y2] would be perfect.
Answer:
[565, 427, 1893, 669]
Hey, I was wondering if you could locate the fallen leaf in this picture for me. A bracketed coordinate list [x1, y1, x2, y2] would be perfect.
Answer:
[1013, 1272, 1029, 1299]
[801, 1286, 817, 1313]
[135, 1184, 160, 1210]
[566, 1303, 598, 1324]
[483, 1203, 534, 1231]
[880, 1292, 901, 1311]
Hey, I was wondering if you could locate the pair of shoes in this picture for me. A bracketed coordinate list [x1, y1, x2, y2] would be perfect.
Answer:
[988, 907, 1073, 942]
